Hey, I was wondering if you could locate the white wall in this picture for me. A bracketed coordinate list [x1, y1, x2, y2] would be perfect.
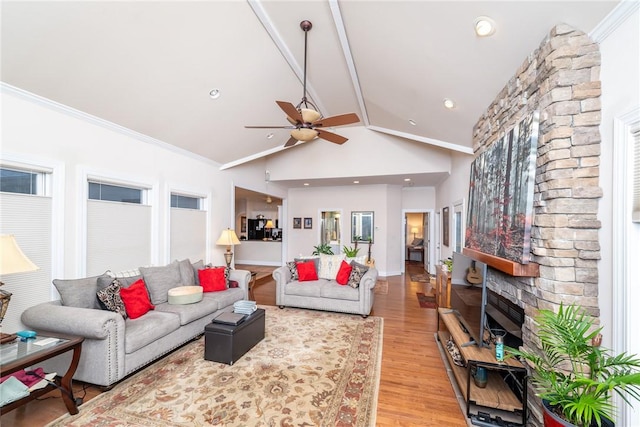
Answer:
[597, 4, 640, 426]
[436, 151, 474, 261]
[0, 88, 264, 329]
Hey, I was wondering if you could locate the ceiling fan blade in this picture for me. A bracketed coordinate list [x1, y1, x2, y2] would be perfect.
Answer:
[317, 129, 348, 145]
[276, 101, 303, 123]
[312, 113, 360, 128]
[245, 125, 296, 129]
[284, 136, 299, 147]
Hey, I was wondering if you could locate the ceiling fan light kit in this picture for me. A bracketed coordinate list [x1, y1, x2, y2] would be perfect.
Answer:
[245, 20, 360, 147]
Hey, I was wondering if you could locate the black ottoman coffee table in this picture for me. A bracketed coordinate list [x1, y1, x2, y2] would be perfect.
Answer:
[204, 308, 265, 365]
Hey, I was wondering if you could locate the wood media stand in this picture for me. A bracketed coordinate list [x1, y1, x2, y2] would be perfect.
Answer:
[437, 308, 527, 426]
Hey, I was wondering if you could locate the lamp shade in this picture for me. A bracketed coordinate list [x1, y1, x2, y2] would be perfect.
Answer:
[0, 235, 38, 275]
[410, 227, 419, 234]
[216, 229, 240, 247]
[264, 220, 275, 229]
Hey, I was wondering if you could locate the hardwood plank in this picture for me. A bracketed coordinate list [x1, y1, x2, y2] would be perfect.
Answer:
[1, 263, 468, 426]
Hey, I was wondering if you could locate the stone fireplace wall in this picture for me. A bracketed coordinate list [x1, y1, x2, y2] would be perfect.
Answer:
[471, 24, 602, 424]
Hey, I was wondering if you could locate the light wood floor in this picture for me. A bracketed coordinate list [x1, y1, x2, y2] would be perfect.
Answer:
[1, 262, 467, 426]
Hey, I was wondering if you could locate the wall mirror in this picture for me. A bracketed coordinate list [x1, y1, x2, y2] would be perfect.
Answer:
[321, 210, 342, 254]
[351, 211, 374, 243]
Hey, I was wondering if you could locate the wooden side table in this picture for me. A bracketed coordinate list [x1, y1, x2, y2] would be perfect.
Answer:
[406, 246, 424, 263]
[248, 271, 258, 301]
[1, 333, 84, 415]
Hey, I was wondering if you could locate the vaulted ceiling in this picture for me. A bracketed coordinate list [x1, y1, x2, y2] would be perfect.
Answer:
[1, 1, 617, 174]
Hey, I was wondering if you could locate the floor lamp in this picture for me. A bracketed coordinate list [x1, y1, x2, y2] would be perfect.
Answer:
[0, 234, 39, 343]
[216, 228, 240, 268]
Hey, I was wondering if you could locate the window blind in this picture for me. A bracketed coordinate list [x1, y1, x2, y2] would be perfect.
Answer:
[0, 193, 52, 332]
[170, 208, 206, 262]
[633, 130, 640, 223]
[87, 200, 152, 275]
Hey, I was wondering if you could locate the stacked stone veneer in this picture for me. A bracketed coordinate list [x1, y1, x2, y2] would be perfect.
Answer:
[471, 24, 602, 425]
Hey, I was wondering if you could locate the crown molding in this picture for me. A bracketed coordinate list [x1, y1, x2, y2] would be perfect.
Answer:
[590, 0, 639, 43]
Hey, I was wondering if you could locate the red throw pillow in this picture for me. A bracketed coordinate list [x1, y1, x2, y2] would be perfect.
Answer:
[199, 267, 227, 292]
[296, 260, 318, 281]
[335, 260, 353, 285]
[119, 279, 154, 319]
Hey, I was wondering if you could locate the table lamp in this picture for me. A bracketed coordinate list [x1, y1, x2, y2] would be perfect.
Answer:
[216, 228, 241, 268]
[264, 220, 274, 240]
[0, 234, 39, 342]
[411, 227, 419, 240]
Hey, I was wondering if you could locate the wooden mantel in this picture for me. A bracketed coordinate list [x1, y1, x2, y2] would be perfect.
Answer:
[463, 248, 539, 277]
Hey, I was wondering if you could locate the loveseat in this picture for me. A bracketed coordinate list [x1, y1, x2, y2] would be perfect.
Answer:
[273, 255, 378, 317]
[21, 259, 250, 388]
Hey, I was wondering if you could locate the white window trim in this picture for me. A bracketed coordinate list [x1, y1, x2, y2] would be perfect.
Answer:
[453, 198, 465, 253]
[78, 167, 158, 276]
[0, 153, 64, 298]
[167, 185, 211, 265]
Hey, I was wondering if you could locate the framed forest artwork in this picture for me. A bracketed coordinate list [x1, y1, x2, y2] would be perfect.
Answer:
[466, 110, 540, 264]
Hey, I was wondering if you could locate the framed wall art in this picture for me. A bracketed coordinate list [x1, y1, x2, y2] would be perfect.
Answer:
[304, 217, 313, 229]
[442, 206, 450, 247]
[293, 217, 302, 229]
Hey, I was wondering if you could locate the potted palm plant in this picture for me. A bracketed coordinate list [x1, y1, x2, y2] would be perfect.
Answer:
[505, 304, 640, 427]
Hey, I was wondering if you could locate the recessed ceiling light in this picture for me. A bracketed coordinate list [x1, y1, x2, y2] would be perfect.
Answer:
[353, 180, 360, 184]
[474, 16, 496, 37]
[266, 133, 274, 139]
[443, 98, 455, 109]
[209, 89, 221, 99]
[408, 119, 417, 126]
[404, 178, 411, 182]
[303, 183, 309, 186]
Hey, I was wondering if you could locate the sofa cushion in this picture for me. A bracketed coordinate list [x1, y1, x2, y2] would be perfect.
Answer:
[97, 274, 143, 292]
[192, 260, 205, 285]
[297, 261, 318, 281]
[120, 279, 155, 319]
[53, 273, 110, 309]
[202, 287, 244, 309]
[124, 311, 181, 353]
[284, 280, 324, 297]
[318, 254, 346, 280]
[199, 267, 227, 292]
[320, 281, 360, 301]
[96, 279, 128, 318]
[155, 296, 219, 325]
[335, 260, 353, 285]
[177, 258, 195, 285]
[347, 262, 369, 289]
[295, 256, 319, 273]
[139, 261, 182, 305]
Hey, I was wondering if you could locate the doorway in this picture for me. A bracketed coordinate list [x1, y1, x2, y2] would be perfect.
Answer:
[403, 210, 434, 274]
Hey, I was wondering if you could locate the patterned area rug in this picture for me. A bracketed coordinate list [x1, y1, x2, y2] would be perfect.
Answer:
[417, 292, 437, 309]
[48, 306, 383, 427]
[410, 274, 434, 283]
[374, 279, 388, 295]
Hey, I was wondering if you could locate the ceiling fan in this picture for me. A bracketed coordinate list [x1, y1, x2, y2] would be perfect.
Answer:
[245, 20, 360, 147]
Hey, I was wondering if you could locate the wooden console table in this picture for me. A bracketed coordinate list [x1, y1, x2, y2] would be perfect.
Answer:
[1, 333, 84, 415]
[435, 264, 451, 308]
[437, 308, 527, 426]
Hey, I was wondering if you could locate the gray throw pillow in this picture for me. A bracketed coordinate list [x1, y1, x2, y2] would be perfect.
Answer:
[53, 273, 110, 309]
[139, 261, 182, 305]
[286, 261, 299, 280]
[347, 261, 369, 289]
[192, 260, 205, 285]
[96, 279, 128, 318]
[97, 274, 142, 292]
[295, 257, 319, 275]
[177, 258, 195, 285]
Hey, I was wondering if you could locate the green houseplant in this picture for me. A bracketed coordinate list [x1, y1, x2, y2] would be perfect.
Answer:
[311, 243, 334, 255]
[342, 245, 360, 257]
[505, 304, 640, 427]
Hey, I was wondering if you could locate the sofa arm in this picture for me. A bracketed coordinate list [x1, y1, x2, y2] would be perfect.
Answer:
[360, 267, 378, 290]
[230, 269, 250, 290]
[21, 301, 125, 340]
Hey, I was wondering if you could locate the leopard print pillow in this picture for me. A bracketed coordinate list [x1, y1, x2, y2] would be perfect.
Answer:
[97, 279, 128, 318]
[286, 261, 299, 281]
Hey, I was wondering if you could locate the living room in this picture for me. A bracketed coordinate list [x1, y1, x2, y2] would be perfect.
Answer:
[1, 1, 639, 426]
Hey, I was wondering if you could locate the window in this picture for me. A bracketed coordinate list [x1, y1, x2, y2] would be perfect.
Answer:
[171, 194, 201, 210]
[88, 181, 143, 204]
[453, 200, 465, 253]
[0, 167, 48, 195]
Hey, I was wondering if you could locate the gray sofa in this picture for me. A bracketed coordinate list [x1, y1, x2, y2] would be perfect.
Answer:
[21, 259, 250, 388]
[273, 257, 378, 317]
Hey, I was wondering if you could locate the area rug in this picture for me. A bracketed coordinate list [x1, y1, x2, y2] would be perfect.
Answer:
[48, 306, 383, 427]
[374, 279, 388, 295]
[410, 274, 433, 283]
[417, 292, 437, 309]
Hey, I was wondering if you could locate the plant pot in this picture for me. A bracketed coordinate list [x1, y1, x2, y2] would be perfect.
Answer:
[543, 400, 615, 427]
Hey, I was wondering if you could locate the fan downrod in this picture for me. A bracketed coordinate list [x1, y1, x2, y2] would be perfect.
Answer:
[300, 20, 312, 32]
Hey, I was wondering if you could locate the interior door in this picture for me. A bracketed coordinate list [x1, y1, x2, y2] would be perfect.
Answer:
[423, 213, 430, 272]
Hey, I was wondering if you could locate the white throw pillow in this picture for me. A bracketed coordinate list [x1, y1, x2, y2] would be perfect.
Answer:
[318, 253, 346, 280]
